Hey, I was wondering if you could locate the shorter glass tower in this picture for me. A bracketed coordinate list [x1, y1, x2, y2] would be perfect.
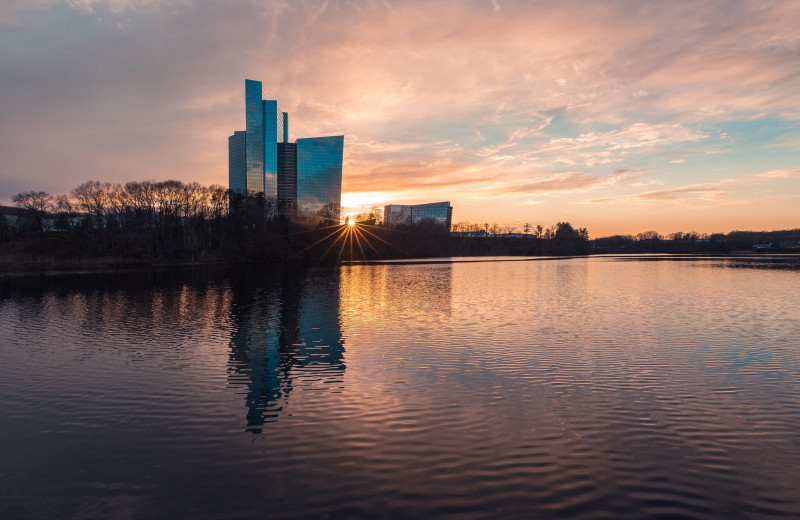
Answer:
[228, 131, 247, 194]
[297, 136, 344, 220]
[277, 142, 298, 216]
[384, 202, 453, 231]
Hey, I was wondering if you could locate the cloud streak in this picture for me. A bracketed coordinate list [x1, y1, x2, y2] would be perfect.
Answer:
[758, 168, 800, 179]
[633, 185, 727, 202]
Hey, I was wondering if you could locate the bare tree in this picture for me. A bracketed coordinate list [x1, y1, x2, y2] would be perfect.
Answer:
[72, 181, 107, 231]
[500, 225, 517, 234]
[369, 206, 384, 226]
[11, 191, 53, 231]
[53, 194, 75, 230]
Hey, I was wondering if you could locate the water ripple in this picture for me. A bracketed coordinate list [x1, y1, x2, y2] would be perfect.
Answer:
[1, 258, 799, 519]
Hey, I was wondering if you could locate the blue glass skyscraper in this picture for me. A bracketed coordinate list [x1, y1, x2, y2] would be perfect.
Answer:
[230, 79, 288, 197]
[229, 79, 342, 221]
[244, 79, 265, 194]
[297, 136, 343, 219]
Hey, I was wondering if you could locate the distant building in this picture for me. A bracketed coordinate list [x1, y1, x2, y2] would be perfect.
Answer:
[384, 201, 453, 231]
[228, 79, 343, 220]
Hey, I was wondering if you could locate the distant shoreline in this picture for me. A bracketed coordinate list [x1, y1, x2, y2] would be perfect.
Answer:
[2, 250, 797, 276]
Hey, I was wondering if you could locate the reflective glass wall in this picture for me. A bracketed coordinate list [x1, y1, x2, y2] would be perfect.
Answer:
[242, 80, 288, 198]
[228, 131, 247, 194]
[297, 136, 344, 220]
[277, 143, 298, 216]
[231, 80, 341, 216]
[263, 99, 279, 198]
[245, 80, 265, 195]
[384, 202, 453, 230]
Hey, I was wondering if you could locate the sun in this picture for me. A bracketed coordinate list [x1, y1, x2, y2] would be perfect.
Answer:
[347, 218, 355, 227]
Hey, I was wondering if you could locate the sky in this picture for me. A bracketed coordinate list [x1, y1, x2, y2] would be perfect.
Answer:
[1, 0, 798, 236]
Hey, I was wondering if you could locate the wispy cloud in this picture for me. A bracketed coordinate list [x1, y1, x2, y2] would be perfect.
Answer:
[634, 184, 727, 202]
[505, 172, 607, 194]
[588, 182, 729, 204]
[538, 123, 708, 167]
[550, 124, 706, 151]
[758, 168, 800, 179]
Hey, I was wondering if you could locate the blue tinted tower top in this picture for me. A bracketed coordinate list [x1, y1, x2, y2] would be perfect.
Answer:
[244, 80, 264, 194]
[228, 79, 343, 221]
[230, 79, 288, 197]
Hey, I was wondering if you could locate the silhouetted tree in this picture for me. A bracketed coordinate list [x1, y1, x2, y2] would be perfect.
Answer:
[552, 221, 589, 255]
[11, 191, 52, 232]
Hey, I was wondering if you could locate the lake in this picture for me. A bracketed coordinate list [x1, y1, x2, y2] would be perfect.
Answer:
[1, 255, 799, 519]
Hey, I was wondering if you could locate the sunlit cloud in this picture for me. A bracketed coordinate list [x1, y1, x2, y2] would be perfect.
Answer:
[758, 168, 800, 179]
[538, 123, 708, 167]
[494, 172, 607, 195]
[587, 182, 731, 205]
[634, 185, 727, 202]
[551, 124, 706, 151]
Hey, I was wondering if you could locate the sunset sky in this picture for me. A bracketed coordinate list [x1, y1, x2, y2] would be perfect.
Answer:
[1, 0, 798, 236]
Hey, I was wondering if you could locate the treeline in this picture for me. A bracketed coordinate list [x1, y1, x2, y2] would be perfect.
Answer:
[451, 221, 566, 238]
[0, 180, 296, 266]
[591, 230, 800, 253]
[371, 221, 590, 257]
[3, 179, 795, 269]
[0, 180, 594, 267]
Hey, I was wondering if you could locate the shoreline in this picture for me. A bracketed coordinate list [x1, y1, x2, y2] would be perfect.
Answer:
[2, 250, 797, 276]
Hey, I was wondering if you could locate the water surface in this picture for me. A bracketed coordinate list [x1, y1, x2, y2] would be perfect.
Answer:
[1, 256, 799, 519]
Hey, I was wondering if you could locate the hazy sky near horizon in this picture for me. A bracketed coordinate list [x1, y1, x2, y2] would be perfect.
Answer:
[1, 0, 798, 235]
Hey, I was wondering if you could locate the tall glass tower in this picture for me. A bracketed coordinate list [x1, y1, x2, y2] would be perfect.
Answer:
[229, 79, 343, 221]
[244, 79, 265, 194]
[231, 79, 288, 197]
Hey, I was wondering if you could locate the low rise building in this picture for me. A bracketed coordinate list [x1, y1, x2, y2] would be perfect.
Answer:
[383, 201, 453, 231]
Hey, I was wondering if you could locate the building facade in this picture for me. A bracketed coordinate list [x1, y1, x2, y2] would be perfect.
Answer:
[277, 142, 297, 215]
[229, 79, 342, 220]
[297, 136, 343, 219]
[228, 131, 246, 193]
[384, 201, 453, 231]
[243, 79, 287, 195]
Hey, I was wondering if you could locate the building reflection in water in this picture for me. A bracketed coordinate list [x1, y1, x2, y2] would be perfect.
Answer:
[227, 270, 345, 433]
